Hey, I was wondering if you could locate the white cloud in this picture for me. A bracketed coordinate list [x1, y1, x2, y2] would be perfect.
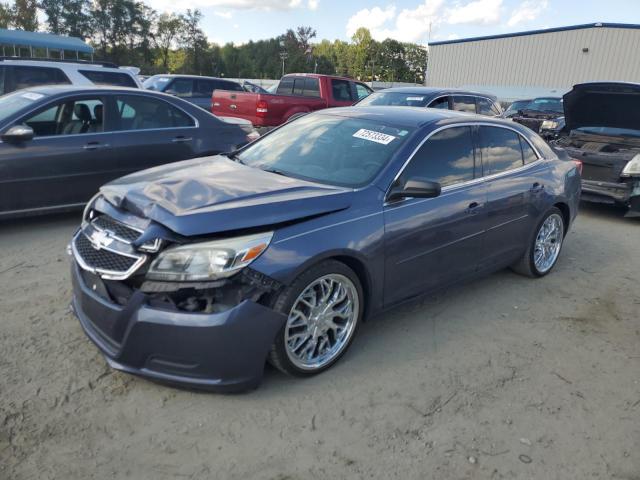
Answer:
[445, 0, 503, 25]
[346, 1, 443, 43]
[507, 0, 548, 27]
[148, 0, 305, 13]
[308, 0, 319, 10]
[213, 10, 232, 18]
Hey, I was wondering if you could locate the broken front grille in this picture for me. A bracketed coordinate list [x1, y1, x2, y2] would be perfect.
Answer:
[92, 215, 142, 243]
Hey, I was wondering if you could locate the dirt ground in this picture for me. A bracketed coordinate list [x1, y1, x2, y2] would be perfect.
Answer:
[1, 202, 638, 480]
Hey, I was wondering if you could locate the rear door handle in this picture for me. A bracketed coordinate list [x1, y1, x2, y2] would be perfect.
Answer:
[171, 136, 193, 143]
[466, 201, 481, 215]
[82, 142, 110, 150]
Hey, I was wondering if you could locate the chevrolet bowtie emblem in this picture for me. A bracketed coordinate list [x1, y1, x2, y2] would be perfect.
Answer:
[89, 229, 114, 250]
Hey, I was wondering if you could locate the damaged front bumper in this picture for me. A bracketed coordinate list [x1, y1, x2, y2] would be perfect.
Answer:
[581, 178, 640, 217]
[70, 262, 286, 392]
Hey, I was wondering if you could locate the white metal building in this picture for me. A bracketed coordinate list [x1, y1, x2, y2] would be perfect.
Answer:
[427, 23, 640, 101]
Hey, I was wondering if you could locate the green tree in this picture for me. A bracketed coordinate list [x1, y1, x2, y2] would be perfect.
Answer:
[40, 0, 91, 38]
[351, 27, 372, 80]
[13, 0, 38, 31]
[180, 9, 208, 74]
[0, 2, 12, 28]
[154, 12, 184, 71]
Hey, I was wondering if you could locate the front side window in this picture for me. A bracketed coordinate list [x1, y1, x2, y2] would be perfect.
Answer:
[401, 126, 476, 187]
[303, 78, 320, 97]
[236, 113, 414, 187]
[21, 97, 104, 137]
[331, 79, 353, 102]
[358, 91, 431, 107]
[451, 96, 476, 113]
[427, 96, 449, 109]
[166, 78, 194, 97]
[79, 70, 137, 88]
[12, 66, 70, 91]
[143, 76, 172, 91]
[479, 126, 525, 175]
[115, 96, 194, 131]
[476, 97, 497, 116]
[355, 83, 372, 100]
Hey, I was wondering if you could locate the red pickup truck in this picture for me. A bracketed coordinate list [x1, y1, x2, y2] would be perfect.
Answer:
[211, 73, 373, 128]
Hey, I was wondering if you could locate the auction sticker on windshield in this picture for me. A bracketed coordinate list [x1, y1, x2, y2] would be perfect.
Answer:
[353, 129, 396, 145]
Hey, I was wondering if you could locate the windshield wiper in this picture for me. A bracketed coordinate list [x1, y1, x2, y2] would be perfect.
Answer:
[225, 151, 245, 164]
[260, 166, 288, 177]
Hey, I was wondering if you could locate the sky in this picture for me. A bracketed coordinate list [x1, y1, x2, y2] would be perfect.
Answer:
[144, 0, 640, 46]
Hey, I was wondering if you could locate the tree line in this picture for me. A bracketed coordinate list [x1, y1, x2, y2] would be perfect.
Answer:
[0, 0, 427, 83]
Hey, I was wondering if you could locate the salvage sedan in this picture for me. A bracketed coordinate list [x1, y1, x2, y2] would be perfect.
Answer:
[555, 82, 640, 217]
[0, 86, 258, 219]
[69, 107, 582, 391]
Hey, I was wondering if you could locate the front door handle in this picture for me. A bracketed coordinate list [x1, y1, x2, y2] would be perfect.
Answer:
[171, 136, 193, 143]
[466, 201, 481, 215]
[530, 182, 545, 192]
[82, 142, 110, 150]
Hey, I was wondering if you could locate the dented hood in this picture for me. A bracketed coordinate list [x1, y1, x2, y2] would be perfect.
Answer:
[563, 82, 640, 132]
[100, 156, 352, 237]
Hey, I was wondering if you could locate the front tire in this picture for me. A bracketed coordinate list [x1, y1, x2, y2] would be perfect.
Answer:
[268, 260, 363, 377]
[512, 207, 565, 277]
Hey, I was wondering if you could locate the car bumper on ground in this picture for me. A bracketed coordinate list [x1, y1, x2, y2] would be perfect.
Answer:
[581, 178, 640, 217]
[70, 263, 286, 392]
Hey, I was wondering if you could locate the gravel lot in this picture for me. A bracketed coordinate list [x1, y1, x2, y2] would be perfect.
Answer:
[1, 202, 639, 480]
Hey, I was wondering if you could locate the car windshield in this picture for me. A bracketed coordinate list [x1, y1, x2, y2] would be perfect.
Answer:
[143, 76, 172, 91]
[236, 113, 414, 187]
[0, 90, 46, 123]
[524, 98, 563, 113]
[576, 126, 640, 138]
[505, 100, 530, 113]
[357, 91, 431, 107]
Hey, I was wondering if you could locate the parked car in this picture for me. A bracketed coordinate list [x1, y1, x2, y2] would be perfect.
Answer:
[69, 106, 581, 391]
[505, 97, 565, 139]
[143, 74, 244, 110]
[554, 82, 640, 217]
[0, 57, 142, 95]
[0, 86, 258, 219]
[355, 87, 504, 117]
[211, 73, 373, 128]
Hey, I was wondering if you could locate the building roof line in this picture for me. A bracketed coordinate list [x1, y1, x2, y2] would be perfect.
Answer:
[429, 22, 640, 47]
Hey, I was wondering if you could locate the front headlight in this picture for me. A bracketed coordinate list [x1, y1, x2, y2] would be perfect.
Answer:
[621, 154, 640, 177]
[146, 232, 273, 281]
[541, 120, 559, 130]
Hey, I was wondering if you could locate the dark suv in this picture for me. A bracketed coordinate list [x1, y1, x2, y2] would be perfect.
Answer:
[143, 74, 244, 110]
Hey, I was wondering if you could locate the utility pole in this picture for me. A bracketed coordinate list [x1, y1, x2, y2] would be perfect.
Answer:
[279, 39, 288, 77]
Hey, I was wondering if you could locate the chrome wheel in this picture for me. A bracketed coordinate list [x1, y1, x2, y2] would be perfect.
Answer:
[284, 274, 359, 371]
[533, 213, 564, 273]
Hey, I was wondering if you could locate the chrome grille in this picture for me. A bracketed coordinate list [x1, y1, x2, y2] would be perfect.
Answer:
[74, 233, 139, 274]
[92, 215, 141, 243]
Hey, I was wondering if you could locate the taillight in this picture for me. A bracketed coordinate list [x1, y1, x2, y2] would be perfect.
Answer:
[571, 159, 583, 175]
[256, 100, 268, 117]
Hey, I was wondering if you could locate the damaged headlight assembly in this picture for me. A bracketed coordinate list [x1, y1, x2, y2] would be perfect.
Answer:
[146, 232, 273, 282]
[541, 120, 559, 130]
[621, 154, 640, 177]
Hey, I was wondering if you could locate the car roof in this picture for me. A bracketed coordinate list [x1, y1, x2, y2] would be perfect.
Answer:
[317, 106, 513, 128]
[0, 58, 124, 70]
[16, 85, 157, 97]
[374, 86, 497, 99]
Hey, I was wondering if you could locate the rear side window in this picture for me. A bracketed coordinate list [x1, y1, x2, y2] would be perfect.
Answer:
[303, 78, 320, 97]
[79, 70, 137, 88]
[276, 76, 295, 95]
[520, 136, 539, 164]
[166, 78, 194, 97]
[402, 126, 476, 187]
[331, 79, 353, 102]
[114, 95, 194, 130]
[195, 79, 216, 96]
[452, 96, 476, 113]
[293, 77, 305, 96]
[479, 126, 525, 175]
[476, 97, 498, 116]
[428, 96, 449, 109]
[12, 66, 70, 91]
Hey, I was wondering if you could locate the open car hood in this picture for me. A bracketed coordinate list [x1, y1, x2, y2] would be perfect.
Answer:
[99, 156, 352, 237]
[563, 82, 640, 132]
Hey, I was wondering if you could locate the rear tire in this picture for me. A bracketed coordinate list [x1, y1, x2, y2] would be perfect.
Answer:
[268, 260, 363, 377]
[511, 207, 565, 278]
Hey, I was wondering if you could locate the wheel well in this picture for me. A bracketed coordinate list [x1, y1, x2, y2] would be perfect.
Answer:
[553, 202, 570, 236]
[332, 255, 372, 321]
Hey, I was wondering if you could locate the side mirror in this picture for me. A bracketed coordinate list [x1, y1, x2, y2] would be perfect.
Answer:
[387, 177, 441, 202]
[1, 125, 34, 144]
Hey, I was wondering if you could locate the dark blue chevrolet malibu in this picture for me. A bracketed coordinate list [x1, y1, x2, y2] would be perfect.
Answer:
[69, 107, 582, 391]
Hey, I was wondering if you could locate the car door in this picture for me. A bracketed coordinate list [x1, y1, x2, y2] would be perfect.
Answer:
[0, 94, 114, 214]
[106, 93, 199, 175]
[478, 125, 547, 269]
[383, 125, 487, 306]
